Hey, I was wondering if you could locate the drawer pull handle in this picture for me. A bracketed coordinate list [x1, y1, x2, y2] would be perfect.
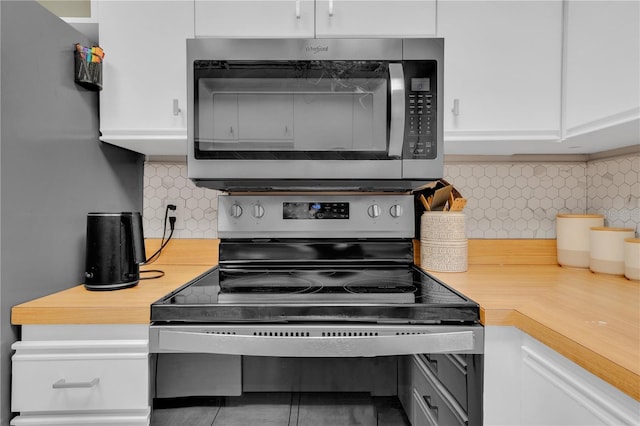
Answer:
[52, 378, 100, 389]
[424, 395, 438, 411]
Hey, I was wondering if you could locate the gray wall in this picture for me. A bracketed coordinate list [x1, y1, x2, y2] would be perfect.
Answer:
[0, 2, 143, 424]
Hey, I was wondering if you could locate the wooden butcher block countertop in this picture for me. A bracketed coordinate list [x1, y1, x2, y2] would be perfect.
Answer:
[11, 239, 218, 325]
[11, 239, 640, 401]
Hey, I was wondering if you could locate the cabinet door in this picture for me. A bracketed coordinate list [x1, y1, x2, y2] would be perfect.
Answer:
[438, 0, 562, 153]
[98, 0, 193, 155]
[195, 0, 315, 38]
[485, 327, 640, 426]
[315, 0, 436, 38]
[564, 1, 640, 141]
[521, 339, 639, 426]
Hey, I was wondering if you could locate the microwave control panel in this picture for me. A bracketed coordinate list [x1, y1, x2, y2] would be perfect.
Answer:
[404, 63, 438, 161]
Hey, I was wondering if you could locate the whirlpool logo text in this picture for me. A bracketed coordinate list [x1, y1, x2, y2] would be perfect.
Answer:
[305, 45, 329, 54]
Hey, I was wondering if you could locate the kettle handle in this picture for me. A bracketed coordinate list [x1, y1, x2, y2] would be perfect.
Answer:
[131, 212, 146, 264]
[121, 212, 146, 265]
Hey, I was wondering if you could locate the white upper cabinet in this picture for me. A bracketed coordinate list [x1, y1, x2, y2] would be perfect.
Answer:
[315, 0, 436, 38]
[195, 0, 315, 38]
[195, 0, 436, 38]
[98, 0, 194, 156]
[563, 0, 640, 152]
[438, 0, 563, 155]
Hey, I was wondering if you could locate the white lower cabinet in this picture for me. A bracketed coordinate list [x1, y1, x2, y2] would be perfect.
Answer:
[485, 327, 640, 426]
[11, 325, 150, 426]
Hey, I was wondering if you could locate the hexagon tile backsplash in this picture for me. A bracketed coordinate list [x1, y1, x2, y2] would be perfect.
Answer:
[143, 154, 639, 239]
[143, 163, 222, 239]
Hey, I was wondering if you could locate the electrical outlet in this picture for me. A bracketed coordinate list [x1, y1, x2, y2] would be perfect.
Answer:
[164, 199, 185, 230]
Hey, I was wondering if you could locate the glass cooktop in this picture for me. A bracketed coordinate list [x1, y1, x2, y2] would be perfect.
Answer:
[151, 266, 480, 325]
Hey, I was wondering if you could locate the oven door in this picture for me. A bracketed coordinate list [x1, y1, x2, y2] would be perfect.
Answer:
[150, 324, 484, 357]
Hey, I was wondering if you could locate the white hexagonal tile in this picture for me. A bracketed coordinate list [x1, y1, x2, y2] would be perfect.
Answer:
[490, 176, 502, 189]
[186, 198, 198, 210]
[484, 186, 497, 200]
[503, 176, 516, 189]
[565, 198, 579, 210]
[191, 208, 204, 221]
[552, 197, 565, 210]
[497, 166, 510, 178]
[533, 186, 547, 200]
[478, 218, 491, 231]
[167, 187, 180, 199]
[558, 186, 571, 199]
[478, 175, 491, 189]
[168, 165, 181, 178]
[149, 176, 162, 189]
[198, 197, 211, 210]
[460, 166, 473, 178]
[174, 176, 187, 189]
[180, 187, 193, 199]
[154, 187, 168, 200]
[155, 165, 168, 178]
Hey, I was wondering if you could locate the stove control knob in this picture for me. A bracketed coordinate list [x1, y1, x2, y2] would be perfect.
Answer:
[230, 203, 243, 218]
[252, 204, 265, 219]
[367, 204, 381, 218]
[389, 204, 404, 218]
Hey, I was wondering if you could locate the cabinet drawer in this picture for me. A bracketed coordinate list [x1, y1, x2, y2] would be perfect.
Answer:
[12, 354, 148, 412]
[420, 353, 468, 411]
[411, 355, 468, 426]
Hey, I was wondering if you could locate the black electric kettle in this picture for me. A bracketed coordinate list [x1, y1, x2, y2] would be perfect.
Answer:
[84, 212, 146, 291]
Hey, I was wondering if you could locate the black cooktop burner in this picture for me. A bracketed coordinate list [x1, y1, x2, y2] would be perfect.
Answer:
[217, 268, 419, 303]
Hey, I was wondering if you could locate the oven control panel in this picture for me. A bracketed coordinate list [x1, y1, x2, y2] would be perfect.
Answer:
[283, 202, 349, 220]
[218, 195, 414, 239]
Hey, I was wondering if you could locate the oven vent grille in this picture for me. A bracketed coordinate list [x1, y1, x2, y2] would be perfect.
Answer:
[205, 330, 236, 335]
[253, 332, 311, 337]
[321, 332, 379, 337]
[395, 331, 429, 335]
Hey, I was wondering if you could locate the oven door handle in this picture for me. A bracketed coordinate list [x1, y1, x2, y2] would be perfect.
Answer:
[388, 63, 405, 158]
[155, 330, 476, 357]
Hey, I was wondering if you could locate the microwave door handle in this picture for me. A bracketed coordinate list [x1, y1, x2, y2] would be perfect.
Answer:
[388, 63, 405, 158]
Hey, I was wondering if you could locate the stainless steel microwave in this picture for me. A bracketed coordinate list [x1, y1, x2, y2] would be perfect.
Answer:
[187, 38, 444, 192]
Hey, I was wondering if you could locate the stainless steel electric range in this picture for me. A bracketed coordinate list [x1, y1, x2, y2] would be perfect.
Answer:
[150, 194, 483, 425]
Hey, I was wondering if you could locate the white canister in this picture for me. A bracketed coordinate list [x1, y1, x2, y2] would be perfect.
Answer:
[556, 214, 604, 268]
[589, 227, 635, 276]
[624, 238, 640, 282]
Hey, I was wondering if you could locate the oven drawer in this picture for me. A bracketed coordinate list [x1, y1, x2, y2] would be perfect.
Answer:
[12, 342, 148, 413]
[411, 354, 468, 426]
[419, 353, 469, 411]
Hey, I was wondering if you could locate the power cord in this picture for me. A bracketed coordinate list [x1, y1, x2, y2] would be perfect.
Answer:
[140, 204, 177, 279]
